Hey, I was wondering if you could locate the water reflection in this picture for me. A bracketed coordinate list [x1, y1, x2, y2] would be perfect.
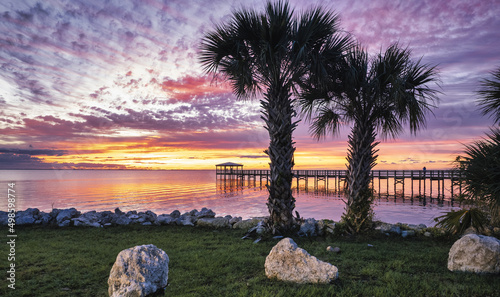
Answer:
[0, 170, 463, 226]
[216, 175, 463, 226]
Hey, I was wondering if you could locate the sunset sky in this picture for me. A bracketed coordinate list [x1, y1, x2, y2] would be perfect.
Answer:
[1, 0, 499, 170]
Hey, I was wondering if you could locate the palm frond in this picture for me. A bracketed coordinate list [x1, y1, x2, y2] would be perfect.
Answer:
[477, 67, 500, 124]
[434, 208, 487, 235]
[309, 106, 341, 140]
[199, 8, 263, 100]
[369, 44, 440, 138]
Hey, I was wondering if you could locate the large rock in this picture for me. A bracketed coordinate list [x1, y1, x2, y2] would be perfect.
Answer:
[144, 210, 157, 224]
[72, 218, 101, 228]
[324, 221, 336, 235]
[99, 211, 116, 225]
[401, 230, 415, 238]
[16, 208, 39, 225]
[113, 215, 132, 226]
[56, 208, 80, 225]
[265, 238, 339, 284]
[448, 234, 500, 274]
[128, 211, 157, 224]
[233, 218, 264, 230]
[49, 208, 61, 218]
[37, 212, 52, 225]
[157, 214, 175, 225]
[58, 219, 71, 227]
[0, 211, 9, 226]
[195, 207, 216, 219]
[315, 220, 327, 236]
[229, 216, 242, 226]
[376, 223, 402, 235]
[196, 217, 230, 229]
[169, 210, 181, 219]
[175, 215, 195, 226]
[108, 244, 169, 297]
[72, 211, 101, 228]
[81, 210, 100, 220]
[298, 218, 317, 237]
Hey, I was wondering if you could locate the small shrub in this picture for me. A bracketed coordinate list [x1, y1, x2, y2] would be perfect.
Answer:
[455, 128, 500, 224]
[434, 208, 487, 235]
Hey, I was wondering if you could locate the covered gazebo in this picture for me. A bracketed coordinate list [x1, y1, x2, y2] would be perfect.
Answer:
[215, 162, 243, 176]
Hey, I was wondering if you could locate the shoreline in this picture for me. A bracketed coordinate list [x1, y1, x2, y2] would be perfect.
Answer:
[2, 206, 441, 238]
[2, 170, 462, 227]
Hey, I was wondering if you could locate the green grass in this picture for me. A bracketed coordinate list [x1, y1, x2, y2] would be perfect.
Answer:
[1, 225, 499, 297]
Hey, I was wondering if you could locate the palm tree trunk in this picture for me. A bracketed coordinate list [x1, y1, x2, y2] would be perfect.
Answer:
[343, 118, 379, 233]
[261, 88, 297, 234]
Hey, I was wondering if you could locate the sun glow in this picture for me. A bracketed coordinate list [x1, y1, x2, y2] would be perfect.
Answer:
[34, 138, 460, 170]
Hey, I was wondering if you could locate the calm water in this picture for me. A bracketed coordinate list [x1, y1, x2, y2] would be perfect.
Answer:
[0, 170, 461, 226]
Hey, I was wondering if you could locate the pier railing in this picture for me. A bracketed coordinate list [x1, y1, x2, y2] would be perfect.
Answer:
[216, 169, 463, 201]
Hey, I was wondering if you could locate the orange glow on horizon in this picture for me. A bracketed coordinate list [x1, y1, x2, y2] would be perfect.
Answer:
[33, 137, 465, 170]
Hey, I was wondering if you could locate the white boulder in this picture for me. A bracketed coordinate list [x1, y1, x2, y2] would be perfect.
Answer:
[233, 218, 264, 230]
[16, 208, 39, 225]
[196, 217, 231, 229]
[114, 215, 132, 226]
[298, 218, 317, 236]
[229, 216, 242, 225]
[195, 207, 216, 219]
[265, 238, 338, 284]
[108, 244, 169, 297]
[157, 214, 175, 225]
[448, 234, 500, 274]
[71, 211, 102, 227]
[56, 208, 79, 224]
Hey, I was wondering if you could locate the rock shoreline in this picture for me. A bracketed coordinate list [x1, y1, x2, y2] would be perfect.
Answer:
[1, 207, 257, 229]
[1, 207, 438, 237]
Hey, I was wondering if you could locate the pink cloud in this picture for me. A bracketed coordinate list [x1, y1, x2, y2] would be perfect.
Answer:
[158, 75, 232, 101]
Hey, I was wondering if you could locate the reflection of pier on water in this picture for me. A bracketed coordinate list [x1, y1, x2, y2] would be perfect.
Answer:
[216, 169, 464, 206]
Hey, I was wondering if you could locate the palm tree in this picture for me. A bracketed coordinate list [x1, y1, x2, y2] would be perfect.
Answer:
[300, 44, 440, 233]
[477, 66, 500, 124]
[199, 1, 351, 233]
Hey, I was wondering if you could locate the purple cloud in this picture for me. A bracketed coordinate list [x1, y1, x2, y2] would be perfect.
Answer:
[0, 0, 499, 169]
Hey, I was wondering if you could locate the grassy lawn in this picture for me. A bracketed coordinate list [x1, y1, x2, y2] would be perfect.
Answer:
[1, 225, 498, 297]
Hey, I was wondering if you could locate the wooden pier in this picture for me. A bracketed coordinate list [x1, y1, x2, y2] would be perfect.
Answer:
[216, 163, 463, 201]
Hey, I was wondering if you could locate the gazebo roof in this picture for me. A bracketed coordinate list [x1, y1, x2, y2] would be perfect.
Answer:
[216, 162, 243, 167]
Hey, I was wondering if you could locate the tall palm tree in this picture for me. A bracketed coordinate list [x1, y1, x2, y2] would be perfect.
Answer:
[300, 44, 440, 232]
[477, 66, 500, 124]
[200, 1, 351, 233]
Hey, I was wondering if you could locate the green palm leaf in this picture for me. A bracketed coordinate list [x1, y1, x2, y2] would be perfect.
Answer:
[434, 208, 487, 235]
[477, 67, 500, 124]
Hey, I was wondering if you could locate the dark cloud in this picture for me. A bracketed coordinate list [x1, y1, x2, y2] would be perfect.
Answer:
[0, 148, 67, 156]
[0, 152, 130, 170]
[0, 153, 46, 169]
[239, 155, 268, 159]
